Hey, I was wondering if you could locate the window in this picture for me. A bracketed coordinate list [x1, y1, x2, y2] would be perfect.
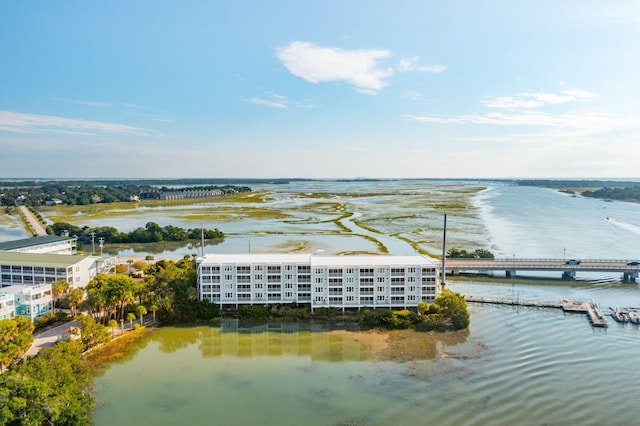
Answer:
[224, 265, 233, 271]
[377, 277, 386, 283]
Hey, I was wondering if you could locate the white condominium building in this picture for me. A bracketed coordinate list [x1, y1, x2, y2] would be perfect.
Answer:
[0, 235, 77, 255]
[197, 253, 440, 310]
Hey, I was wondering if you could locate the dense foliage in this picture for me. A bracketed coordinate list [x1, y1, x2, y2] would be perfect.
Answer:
[581, 186, 640, 202]
[48, 221, 224, 245]
[359, 289, 469, 331]
[0, 180, 251, 207]
[447, 248, 495, 259]
[0, 340, 94, 425]
[0, 317, 34, 372]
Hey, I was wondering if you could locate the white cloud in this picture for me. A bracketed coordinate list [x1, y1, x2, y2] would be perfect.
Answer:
[402, 111, 640, 139]
[243, 93, 316, 109]
[0, 110, 155, 136]
[277, 41, 393, 93]
[483, 89, 598, 109]
[245, 97, 288, 109]
[397, 56, 446, 73]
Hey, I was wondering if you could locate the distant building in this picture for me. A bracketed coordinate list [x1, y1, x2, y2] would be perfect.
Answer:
[197, 253, 440, 311]
[159, 189, 223, 200]
[0, 235, 77, 255]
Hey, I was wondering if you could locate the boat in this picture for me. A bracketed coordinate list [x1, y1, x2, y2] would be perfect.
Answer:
[610, 308, 629, 323]
[627, 310, 640, 324]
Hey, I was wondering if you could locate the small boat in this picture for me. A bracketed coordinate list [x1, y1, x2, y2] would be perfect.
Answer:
[627, 310, 640, 324]
[610, 308, 629, 323]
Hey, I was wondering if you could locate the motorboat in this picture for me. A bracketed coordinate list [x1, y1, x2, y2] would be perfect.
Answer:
[610, 308, 629, 323]
[627, 310, 640, 324]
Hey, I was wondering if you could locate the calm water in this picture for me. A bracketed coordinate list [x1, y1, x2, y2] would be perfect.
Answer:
[5, 180, 640, 425]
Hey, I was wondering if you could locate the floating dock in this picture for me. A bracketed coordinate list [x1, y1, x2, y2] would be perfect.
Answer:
[464, 296, 608, 328]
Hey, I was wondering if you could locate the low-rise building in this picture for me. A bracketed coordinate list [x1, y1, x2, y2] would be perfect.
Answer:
[8, 283, 52, 321]
[197, 253, 440, 311]
[0, 252, 110, 290]
[0, 235, 77, 255]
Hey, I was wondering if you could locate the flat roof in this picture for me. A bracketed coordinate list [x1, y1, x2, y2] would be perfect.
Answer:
[0, 252, 91, 268]
[200, 253, 438, 266]
[0, 235, 72, 251]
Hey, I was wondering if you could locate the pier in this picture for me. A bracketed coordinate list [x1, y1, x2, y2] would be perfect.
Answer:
[464, 295, 608, 327]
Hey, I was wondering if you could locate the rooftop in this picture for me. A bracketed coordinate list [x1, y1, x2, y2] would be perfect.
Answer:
[0, 235, 73, 251]
[200, 253, 438, 266]
[0, 252, 91, 268]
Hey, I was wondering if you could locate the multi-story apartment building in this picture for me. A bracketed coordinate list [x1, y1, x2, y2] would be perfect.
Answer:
[0, 252, 105, 289]
[0, 236, 115, 320]
[197, 253, 440, 310]
[0, 235, 77, 255]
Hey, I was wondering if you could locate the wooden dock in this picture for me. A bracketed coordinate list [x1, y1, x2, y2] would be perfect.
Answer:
[463, 296, 608, 327]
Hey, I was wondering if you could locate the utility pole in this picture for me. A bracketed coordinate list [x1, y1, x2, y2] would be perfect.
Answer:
[90, 232, 96, 255]
[98, 237, 105, 257]
[441, 214, 447, 287]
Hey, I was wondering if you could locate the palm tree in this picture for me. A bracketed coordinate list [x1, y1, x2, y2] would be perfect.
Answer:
[135, 305, 147, 326]
[51, 279, 69, 312]
[126, 312, 136, 330]
[66, 288, 84, 316]
[150, 304, 158, 322]
[107, 319, 118, 337]
[127, 258, 134, 275]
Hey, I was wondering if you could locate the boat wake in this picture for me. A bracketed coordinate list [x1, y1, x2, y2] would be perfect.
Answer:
[605, 217, 640, 238]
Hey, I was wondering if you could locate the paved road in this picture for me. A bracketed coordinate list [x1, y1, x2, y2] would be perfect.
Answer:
[18, 205, 47, 236]
[26, 320, 81, 356]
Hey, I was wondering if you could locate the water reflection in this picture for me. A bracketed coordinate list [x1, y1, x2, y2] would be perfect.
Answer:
[146, 321, 470, 364]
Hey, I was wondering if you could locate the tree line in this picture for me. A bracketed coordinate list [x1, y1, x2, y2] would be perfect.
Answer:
[0, 181, 251, 207]
[49, 221, 224, 245]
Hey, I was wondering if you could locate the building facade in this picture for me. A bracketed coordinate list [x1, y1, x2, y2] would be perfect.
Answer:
[10, 283, 53, 321]
[0, 252, 103, 289]
[197, 253, 440, 310]
[0, 291, 15, 320]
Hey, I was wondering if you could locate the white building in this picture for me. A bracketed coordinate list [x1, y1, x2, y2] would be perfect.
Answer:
[0, 252, 110, 290]
[0, 235, 77, 255]
[0, 291, 15, 320]
[197, 253, 440, 311]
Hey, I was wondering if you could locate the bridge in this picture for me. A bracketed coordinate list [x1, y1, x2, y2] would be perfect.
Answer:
[445, 258, 640, 281]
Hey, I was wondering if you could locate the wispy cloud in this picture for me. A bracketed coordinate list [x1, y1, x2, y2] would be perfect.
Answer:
[0, 110, 156, 136]
[277, 41, 394, 94]
[396, 57, 446, 73]
[243, 93, 316, 109]
[482, 89, 597, 109]
[402, 111, 639, 136]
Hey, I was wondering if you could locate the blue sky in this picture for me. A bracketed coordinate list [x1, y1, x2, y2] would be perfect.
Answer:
[1, 1, 639, 179]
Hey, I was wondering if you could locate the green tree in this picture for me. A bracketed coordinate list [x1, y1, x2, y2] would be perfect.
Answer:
[0, 340, 94, 425]
[135, 305, 147, 326]
[78, 315, 109, 350]
[433, 289, 470, 330]
[0, 317, 34, 372]
[51, 279, 70, 312]
[65, 287, 84, 316]
[107, 319, 119, 337]
[127, 312, 136, 330]
[417, 301, 429, 315]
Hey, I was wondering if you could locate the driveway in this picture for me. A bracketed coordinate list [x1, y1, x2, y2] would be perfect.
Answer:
[26, 320, 82, 356]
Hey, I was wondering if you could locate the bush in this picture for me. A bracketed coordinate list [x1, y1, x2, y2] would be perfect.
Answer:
[239, 305, 272, 320]
[34, 311, 71, 330]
